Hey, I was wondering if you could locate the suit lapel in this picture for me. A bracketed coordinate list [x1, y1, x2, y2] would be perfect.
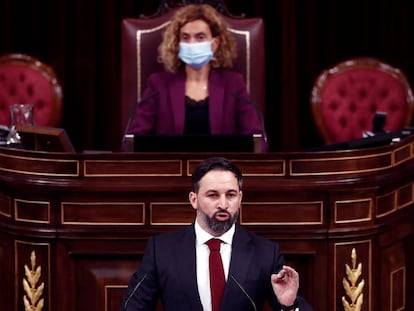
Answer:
[169, 71, 186, 133]
[208, 71, 225, 134]
[174, 225, 203, 309]
[222, 225, 255, 304]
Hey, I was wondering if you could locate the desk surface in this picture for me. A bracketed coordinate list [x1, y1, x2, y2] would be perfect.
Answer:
[1, 133, 413, 178]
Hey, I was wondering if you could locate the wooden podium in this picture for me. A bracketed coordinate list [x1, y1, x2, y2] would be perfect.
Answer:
[1, 136, 414, 311]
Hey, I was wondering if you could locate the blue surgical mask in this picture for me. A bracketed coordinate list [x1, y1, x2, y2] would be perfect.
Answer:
[178, 41, 214, 69]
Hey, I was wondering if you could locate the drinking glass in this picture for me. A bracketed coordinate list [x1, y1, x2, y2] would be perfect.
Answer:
[6, 104, 34, 146]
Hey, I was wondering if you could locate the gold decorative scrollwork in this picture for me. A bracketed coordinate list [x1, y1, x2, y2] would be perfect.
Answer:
[23, 250, 44, 311]
[342, 248, 364, 311]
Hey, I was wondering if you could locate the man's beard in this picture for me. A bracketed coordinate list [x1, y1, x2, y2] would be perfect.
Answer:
[198, 208, 239, 235]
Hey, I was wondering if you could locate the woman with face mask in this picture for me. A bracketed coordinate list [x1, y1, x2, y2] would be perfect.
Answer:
[126, 4, 267, 151]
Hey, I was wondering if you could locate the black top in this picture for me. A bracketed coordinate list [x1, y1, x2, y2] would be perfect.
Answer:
[184, 96, 210, 135]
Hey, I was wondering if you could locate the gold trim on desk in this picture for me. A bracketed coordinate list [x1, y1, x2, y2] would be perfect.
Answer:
[240, 201, 323, 225]
[393, 141, 413, 165]
[376, 192, 397, 218]
[84, 159, 183, 177]
[150, 202, 193, 225]
[290, 151, 393, 176]
[396, 182, 414, 210]
[376, 181, 414, 218]
[335, 198, 372, 224]
[0, 151, 79, 177]
[390, 266, 406, 311]
[15, 199, 51, 224]
[290, 140, 414, 177]
[61, 202, 145, 225]
[187, 159, 286, 177]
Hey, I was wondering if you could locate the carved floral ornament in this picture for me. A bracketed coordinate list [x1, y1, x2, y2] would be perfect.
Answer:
[342, 248, 364, 311]
[23, 250, 44, 311]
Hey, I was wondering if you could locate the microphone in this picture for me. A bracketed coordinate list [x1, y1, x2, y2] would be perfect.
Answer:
[372, 111, 387, 133]
[122, 273, 148, 311]
[229, 92, 268, 147]
[230, 274, 258, 311]
[122, 91, 160, 146]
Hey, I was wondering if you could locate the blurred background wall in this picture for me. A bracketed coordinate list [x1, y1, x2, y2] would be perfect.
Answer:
[1, 0, 413, 152]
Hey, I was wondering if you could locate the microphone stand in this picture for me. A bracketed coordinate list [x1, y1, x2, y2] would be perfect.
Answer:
[121, 91, 159, 151]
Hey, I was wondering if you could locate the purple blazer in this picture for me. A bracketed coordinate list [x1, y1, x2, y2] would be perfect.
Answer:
[127, 69, 266, 144]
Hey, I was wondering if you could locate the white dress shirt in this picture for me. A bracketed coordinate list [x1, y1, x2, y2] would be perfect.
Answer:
[194, 219, 234, 311]
[194, 219, 299, 311]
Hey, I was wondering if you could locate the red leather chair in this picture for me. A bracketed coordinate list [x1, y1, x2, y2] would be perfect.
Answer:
[120, 0, 265, 138]
[0, 53, 63, 128]
[311, 57, 414, 144]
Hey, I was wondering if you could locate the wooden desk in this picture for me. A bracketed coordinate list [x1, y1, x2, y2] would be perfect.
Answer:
[1, 136, 414, 311]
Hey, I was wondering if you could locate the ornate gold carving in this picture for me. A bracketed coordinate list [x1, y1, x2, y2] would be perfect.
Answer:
[342, 248, 364, 311]
[23, 251, 44, 311]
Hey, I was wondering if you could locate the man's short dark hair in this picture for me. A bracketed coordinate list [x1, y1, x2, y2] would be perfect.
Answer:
[191, 157, 243, 193]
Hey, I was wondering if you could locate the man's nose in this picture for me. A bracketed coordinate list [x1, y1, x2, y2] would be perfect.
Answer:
[217, 195, 228, 209]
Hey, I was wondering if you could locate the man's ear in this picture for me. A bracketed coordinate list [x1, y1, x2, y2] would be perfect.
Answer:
[189, 191, 197, 210]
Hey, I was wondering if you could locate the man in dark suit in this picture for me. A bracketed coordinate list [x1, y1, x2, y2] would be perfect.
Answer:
[121, 157, 313, 311]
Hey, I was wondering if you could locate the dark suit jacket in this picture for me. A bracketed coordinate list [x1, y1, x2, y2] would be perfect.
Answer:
[121, 224, 313, 311]
[127, 69, 265, 139]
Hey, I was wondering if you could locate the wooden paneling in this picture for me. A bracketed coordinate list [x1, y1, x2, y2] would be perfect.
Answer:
[0, 192, 12, 217]
[61, 202, 145, 225]
[1, 136, 414, 311]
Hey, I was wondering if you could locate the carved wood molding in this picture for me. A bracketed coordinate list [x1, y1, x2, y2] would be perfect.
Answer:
[143, 0, 243, 18]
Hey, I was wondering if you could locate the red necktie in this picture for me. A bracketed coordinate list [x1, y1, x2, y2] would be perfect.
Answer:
[206, 239, 226, 311]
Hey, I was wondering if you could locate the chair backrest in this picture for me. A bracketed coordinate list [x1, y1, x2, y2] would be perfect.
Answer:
[311, 57, 414, 144]
[0, 53, 63, 128]
[120, 1, 265, 137]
